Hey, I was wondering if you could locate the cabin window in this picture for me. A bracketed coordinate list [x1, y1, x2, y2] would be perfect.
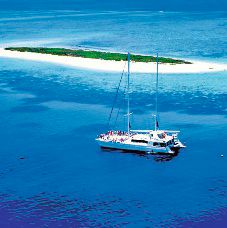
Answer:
[153, 142, 159, 146]
[160, 143, 166, 147]
[131, 139, 148, 144]
[158, 133, 164, 139]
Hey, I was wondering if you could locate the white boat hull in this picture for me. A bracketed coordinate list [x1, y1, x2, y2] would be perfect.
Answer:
[96, 139, 174, 154]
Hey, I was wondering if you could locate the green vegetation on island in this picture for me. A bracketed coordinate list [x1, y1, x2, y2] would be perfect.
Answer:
[5, 47, 192, 64]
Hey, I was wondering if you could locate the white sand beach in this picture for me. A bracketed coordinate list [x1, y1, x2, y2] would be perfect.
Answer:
[0, 48, 226, 74]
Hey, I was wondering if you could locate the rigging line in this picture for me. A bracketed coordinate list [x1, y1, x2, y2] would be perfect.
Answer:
[113, 80, 127, 129]
[108, 60, 127, 128]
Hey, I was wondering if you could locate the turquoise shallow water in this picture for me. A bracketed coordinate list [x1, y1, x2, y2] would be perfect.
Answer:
[0, 10, 227, 62]
[0, 11, 226, 227]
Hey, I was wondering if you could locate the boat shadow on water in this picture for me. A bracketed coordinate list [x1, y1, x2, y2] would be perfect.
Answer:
[100, 147, 180, 162]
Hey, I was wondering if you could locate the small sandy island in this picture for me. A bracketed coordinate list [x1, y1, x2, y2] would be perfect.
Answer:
[0, 48, 226, 74]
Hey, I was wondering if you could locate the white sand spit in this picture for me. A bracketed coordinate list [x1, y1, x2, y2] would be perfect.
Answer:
[0, 48, 226, 74]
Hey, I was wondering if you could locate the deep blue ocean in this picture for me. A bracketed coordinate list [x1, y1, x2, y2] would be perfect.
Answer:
[0, 11, 226, 227]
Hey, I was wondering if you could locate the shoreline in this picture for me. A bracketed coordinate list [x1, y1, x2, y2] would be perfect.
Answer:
[0, 48, 227, 74]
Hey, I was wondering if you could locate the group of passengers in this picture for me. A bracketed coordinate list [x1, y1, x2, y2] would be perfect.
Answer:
[98, 130, 130, 142]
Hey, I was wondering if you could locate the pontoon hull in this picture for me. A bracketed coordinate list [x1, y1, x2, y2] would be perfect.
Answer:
[97, 140, 174, 154]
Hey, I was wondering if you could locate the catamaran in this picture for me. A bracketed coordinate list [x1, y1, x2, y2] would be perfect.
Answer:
[96, 53, 185, 154]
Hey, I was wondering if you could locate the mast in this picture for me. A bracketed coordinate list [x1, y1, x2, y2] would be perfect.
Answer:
[127, 52, 130, 136]
[155, 53, 159, 131]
